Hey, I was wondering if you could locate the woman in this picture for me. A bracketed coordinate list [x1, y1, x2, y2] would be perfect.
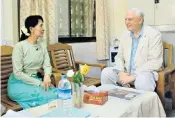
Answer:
[7, 15, 57, 109]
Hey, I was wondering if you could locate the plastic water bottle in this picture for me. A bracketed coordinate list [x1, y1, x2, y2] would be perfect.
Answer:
[57, 75, 72, 115]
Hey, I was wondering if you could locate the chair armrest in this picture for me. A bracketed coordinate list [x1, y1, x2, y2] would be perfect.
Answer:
[75, 61, 106, 70]
[158, 67, 174, 77]
[157, 65, 175, 91]
[51, 71, 73, 87]
[157, 66, 175, 85]
[52, 68, 67, 75]
[51, 68, 67, 87]
[51, 73, 62, 87]
[159, 64, 175, 74]
[1, 95, 22, 112]
[1, 103, 7, 116]
[168, 64, 175, 71]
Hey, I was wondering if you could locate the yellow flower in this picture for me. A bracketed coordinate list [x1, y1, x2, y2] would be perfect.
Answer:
[80, 64, 90, 75]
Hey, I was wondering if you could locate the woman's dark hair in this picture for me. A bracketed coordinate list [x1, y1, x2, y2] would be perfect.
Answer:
[19, 15, 43, 42]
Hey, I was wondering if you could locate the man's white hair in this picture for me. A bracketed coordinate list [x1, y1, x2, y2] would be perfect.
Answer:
[128, 8, 144, 19]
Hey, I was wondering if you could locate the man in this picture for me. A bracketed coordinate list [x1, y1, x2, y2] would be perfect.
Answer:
[101, 8, 163, 91]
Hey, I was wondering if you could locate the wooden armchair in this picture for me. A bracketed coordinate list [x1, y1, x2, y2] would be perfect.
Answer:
[47, 43, 106, 87]
[1, 46, 22, 111]
[156, 41, 175, 108]
[0, 45, 60, 112]
[171, 70, 175, 109]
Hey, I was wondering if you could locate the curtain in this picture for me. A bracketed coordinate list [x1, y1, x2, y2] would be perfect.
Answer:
[83, 0, 95, 37]
[57, 0, 69, 36]
[20, 0, 58, 45]
[71, 0, 84, 36]
[96, 0, 109, 60]
[71, 0, 95, 37]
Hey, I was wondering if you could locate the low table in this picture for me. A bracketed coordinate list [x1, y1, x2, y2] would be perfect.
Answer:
[20, 84, 166, 117]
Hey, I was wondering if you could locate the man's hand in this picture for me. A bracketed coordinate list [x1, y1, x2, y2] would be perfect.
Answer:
[118, 72, 136, 85]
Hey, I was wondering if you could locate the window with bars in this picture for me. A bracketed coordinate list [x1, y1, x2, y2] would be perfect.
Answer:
[58, 0, 96, 43]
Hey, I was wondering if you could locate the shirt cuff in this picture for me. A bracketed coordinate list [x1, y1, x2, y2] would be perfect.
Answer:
[113, 69, 121, 75]
[132, 72, 138, 79]
[44, 69, 52, 77]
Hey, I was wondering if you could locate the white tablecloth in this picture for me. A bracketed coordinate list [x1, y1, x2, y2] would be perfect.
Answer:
[20, 84, 166, 117]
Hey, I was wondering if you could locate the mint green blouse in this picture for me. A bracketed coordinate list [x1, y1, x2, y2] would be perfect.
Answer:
[12, 40, 52, 86]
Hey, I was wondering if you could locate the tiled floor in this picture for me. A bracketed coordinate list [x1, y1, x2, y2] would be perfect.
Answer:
[165, 98, 175, 117]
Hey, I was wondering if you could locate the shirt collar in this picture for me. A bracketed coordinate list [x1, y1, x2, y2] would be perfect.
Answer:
[130, 25, 144, 39]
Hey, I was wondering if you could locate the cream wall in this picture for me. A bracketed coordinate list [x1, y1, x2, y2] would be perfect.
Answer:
[69, 42, 107, 78]
[107, 0, 128, 44]
[2, 0, 18, 46]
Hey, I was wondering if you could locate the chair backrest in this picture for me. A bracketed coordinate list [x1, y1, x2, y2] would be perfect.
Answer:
[163, 41, 173, 68]
[1, 46, 13, 96]
[47, 43, 77, 72]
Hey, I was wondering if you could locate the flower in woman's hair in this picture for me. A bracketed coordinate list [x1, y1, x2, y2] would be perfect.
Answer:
[21, 26, 30, 36]
[80, 64, 90, 75]
[67, 69, 75, 77]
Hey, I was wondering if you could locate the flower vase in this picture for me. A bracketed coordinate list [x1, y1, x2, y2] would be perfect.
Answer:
[71, 82, 84, 108]
[81, 74, 85, 81]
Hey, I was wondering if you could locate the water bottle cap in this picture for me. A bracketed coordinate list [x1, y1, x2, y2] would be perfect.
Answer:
[61, 75, 67, 79]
